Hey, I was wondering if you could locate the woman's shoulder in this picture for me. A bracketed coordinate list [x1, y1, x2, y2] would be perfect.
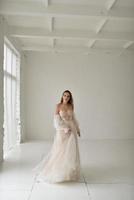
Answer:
[55, 103, 61, 114]
[56, 103, 61, 108]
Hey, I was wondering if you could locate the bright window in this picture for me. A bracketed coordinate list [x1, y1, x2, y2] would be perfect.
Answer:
[3, 39, 21, 158]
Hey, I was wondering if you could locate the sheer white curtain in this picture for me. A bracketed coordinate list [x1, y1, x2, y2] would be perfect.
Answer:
[3, 41, 21, 157]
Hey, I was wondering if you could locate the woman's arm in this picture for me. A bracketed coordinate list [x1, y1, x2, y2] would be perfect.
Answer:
[72, 112, 80, 137]
[54, 104, 70, 132]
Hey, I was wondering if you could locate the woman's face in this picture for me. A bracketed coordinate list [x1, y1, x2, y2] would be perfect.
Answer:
[62, 92, 70, 103]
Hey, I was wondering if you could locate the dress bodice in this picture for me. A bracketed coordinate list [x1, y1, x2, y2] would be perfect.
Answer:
[54, 109, 80, 133]
[59, 110, 73, 121]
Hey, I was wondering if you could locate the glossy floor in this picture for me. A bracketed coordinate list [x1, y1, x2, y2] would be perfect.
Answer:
[0, 139, 134, 200]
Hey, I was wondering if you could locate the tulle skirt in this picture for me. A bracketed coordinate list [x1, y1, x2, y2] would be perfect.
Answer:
[32, 122, 81, 184]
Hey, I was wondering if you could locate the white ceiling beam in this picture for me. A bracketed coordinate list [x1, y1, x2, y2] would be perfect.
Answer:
[105, 0, 117, 11]
[50, 38, 53, 47]
[0, 1, 134, 19]
[118, 41, 134, 56]
[49, 17, 54, 32]
[53, 38, 56, 48]
[87, 40, 96, 48]
[50, 38, 56, 48]
[42, 0, 49, 8]
[123, 41, 134, 49]
[22, 45, 88, 53]
[9, 26, 134, 41]
[22, 45, 133, 55]
[96, 18, 108, 34]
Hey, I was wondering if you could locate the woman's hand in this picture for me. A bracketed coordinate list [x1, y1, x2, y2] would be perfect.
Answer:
[77, 130, 80, 137]
[64, 128, 71, 134]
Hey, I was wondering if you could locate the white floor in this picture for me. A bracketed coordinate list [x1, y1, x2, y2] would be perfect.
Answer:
[0, 139, 134, 200]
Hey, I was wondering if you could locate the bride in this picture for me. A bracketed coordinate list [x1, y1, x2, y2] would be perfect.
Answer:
[33, 90, 81, 183]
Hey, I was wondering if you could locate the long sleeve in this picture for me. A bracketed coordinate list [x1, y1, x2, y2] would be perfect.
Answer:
[72, 112, 80, 133]
[54, 114, 70, 131]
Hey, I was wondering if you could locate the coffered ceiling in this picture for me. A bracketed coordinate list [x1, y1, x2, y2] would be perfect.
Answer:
[0, 0, 134, 54]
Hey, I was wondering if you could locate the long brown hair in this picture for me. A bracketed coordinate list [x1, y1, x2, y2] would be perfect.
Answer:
[60, 90, 74, 110]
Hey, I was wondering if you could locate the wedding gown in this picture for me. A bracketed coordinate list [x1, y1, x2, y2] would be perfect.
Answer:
[33, 109, 81, 184]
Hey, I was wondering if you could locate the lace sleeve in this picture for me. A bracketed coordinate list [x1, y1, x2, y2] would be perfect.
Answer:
[54, 114, 70, 131]
[72, 112, 80, 133]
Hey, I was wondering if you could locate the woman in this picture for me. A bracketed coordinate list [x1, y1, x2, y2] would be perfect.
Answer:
[33, 90, 81, 183]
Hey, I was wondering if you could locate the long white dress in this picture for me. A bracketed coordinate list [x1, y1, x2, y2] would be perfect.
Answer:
[33, 109, 81, 183]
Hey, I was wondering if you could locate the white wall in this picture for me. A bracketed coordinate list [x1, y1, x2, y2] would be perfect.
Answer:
[0, 16, 4, 162]
[24, 51, 134, 140]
